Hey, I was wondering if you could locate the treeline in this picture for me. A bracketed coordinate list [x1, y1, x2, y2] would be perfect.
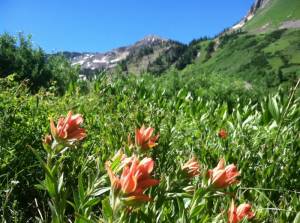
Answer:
[147, 37, 210, 75]
[0, 33, 79, 94]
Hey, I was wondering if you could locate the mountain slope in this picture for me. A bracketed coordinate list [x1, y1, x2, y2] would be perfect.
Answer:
[169, 0, 300, 92]
[243, 0, 300, 32]
[179, 28, 300, 93]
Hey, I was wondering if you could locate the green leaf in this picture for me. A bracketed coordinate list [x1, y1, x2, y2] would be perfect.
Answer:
[110, 155, 122, 171]
[29, 146, 55, 182]
[74, 213, 95, 223]
[92, 187, 110, 197]
[78, 174, 85, 202]
[34, 182, 46, 191]
[190, 201, 205, 219]
[293, 212, 300, 223]
[211, 213, 223, 223]
[57, 173, 64, 193]
[83, 198, 101, 209]
[102, 197, 113, 221]
[45, 175, 56, 197]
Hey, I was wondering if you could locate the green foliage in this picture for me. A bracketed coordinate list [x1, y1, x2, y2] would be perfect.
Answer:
[47, 55, 80, 94]
[0, 33, 79, 94]
[175, 45, 198, 70]
[0, 74, 299, 222]
[204, 41, 215, 60]
[147, 38, 208, 74]
[147, 44, 188, 75]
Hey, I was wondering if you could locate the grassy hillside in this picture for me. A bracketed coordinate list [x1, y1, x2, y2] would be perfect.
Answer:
[244, 0, 300, 32]
[178, 29, 300, 92]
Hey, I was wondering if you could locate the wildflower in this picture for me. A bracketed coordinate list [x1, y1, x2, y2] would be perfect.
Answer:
[228, 200, 255, 223]
[218, 129, 228, 139]
[134, 125, 159, 151]
[42, 134, 52, 145]
[182, 157, 200, 178]
[50, 111, 86, 144]
[106, 156, 159, 203]
[208, 158, 240, 188]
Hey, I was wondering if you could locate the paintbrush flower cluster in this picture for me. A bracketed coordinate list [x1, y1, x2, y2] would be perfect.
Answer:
[38, 111, 255, 222]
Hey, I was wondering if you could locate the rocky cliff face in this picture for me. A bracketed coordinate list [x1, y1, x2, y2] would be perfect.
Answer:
[250, 0, 270, 14]
[231, 0, 271, 31]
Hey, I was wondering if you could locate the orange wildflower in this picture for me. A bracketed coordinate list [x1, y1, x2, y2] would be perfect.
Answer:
[218, 129, 228, 139]
[134, 125, 159, 151]
[208, 158, 240, 188]
[182, 157, 200, 178]
[50, 111, 86, 144]
[228, 200, 255, 223]
[106, 156, 159, 203]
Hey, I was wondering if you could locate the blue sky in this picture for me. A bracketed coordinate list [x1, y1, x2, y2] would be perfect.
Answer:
[0, 0, 254, 53]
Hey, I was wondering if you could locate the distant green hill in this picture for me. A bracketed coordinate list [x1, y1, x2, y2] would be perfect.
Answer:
[151, 28, 300, 99]
[190, 29, 300, 86]
[244, 0, 300, 32]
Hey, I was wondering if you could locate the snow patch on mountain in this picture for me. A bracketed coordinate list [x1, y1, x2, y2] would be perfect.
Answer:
[65, 35, 169, 72]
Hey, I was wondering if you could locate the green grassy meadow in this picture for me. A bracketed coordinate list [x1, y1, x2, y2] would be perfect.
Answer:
[0, 74, 299, 222]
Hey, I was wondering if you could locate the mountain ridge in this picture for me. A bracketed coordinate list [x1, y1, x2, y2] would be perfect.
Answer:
[61, 0, 300, 75]
[60, 35, 181, 74]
